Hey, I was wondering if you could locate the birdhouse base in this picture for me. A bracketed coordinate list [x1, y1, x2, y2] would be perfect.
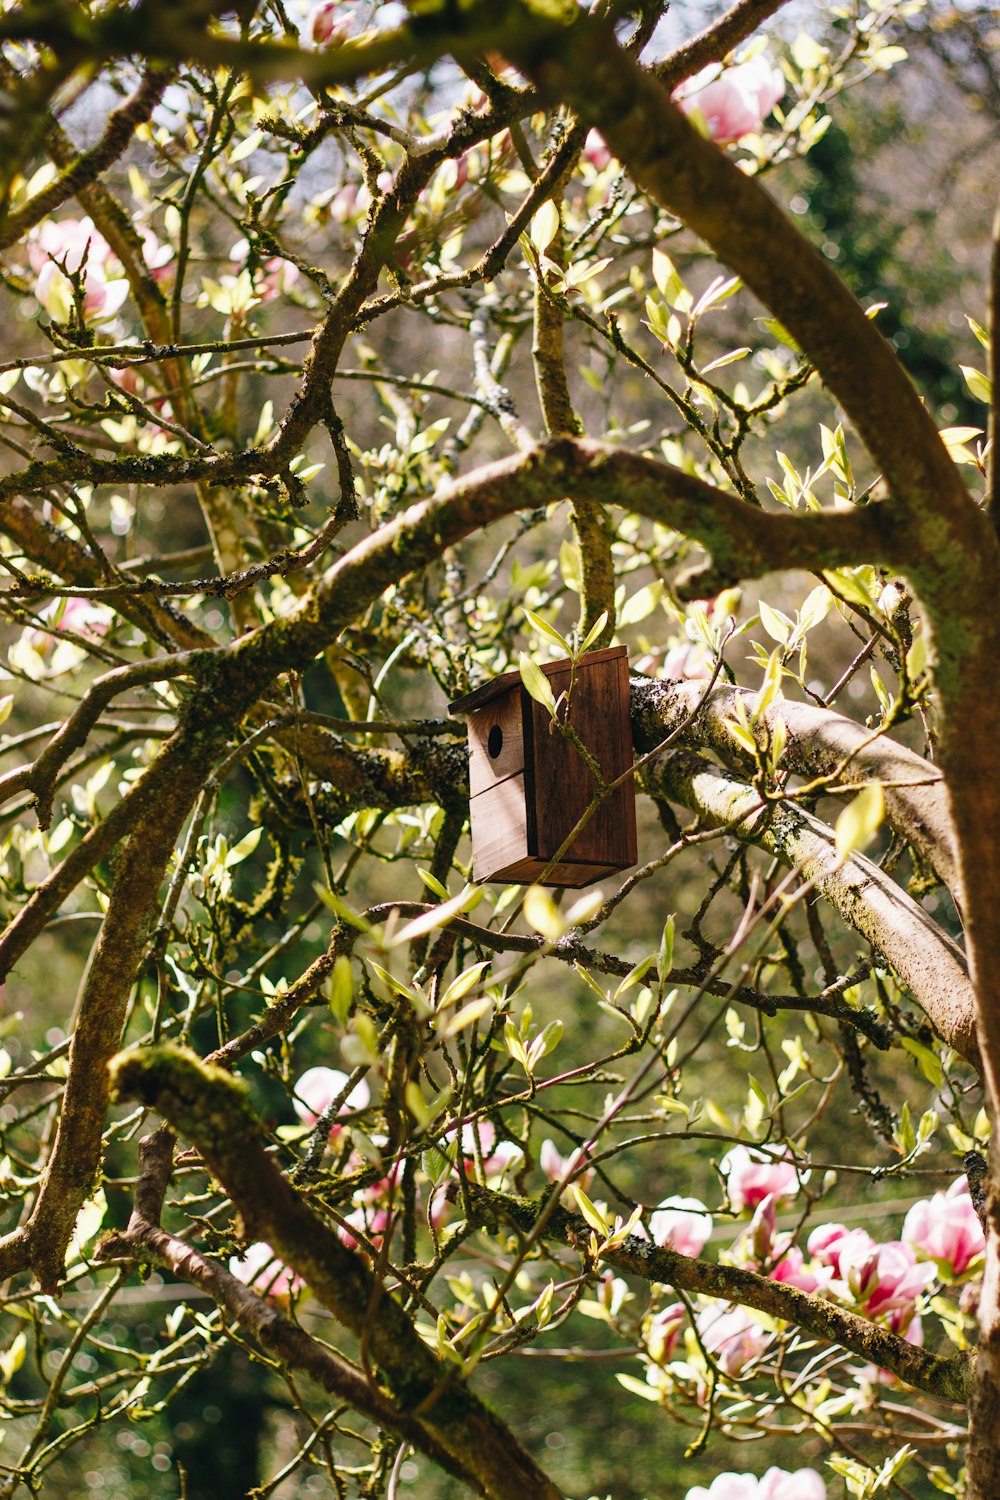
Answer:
[475, 855, 631, 889]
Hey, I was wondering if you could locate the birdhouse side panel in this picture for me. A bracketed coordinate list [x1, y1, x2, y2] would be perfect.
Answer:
[467, 688, 525, 798]
[527, 653, 637, 868]
[468, 770, 531, 883]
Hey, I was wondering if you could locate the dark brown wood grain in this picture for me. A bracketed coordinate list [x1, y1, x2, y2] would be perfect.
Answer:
[456, 649, 637, 886]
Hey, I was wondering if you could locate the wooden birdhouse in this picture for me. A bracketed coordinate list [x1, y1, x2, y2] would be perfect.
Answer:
[448, 645, 637, 888]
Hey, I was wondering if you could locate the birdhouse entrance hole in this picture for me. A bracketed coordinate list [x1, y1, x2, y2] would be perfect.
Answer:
[449, 645, 638, 889]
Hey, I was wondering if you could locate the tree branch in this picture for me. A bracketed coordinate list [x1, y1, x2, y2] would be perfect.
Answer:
[645, 747, 978, 1069]
[631, 676, 959, 893]
[95, 1129, 483, 1494]
[465, 1185, 973, 1405]
[109, 1045, 563, 1500]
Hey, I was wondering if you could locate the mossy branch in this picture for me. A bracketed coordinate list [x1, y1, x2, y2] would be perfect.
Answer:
[109, 1044, 563, 1500]
[465, 1184, 974, 1405]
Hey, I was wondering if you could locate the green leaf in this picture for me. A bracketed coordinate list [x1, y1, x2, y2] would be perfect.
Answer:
[822, 567, 874, 609]
[438, 996, 493, 1038]
[752, 648, 784, 722]
[960, 365, 992, 405]
[906, 631, 928, 682]
[417, 868, 449, 900]
[758, 316, 802, 352]
[898, 1036, 943, 1086]
[518, 654, 557, 717]
[439, 961, 490, 1009]
[615, 1372, 662, 1402]
[700, 347, 751, 374]
[651, 249, 691, 312]
[523, 884, 564, 941]
[385, 884, 479, 948]
[327, 955, 354, 1025]
[522, 607, 570, 654]
[797, 585, 831, 634]
[314, 885, 372, 933]
[527, 1018, 563, 1068]
[225, 827, 262, 867]
[578, 609, 610, 655]
[657, 915, 675, 989]
[0, 1332, 26, 1386]
[573, 1184, 610, 1236]
[229, 129, 263, 164]
[618, 580, 663, 628]
[835, 783, 885, 860]
[559, 540, 582, 593]
[367, 960, 424, 1007]
[966, 315, 989, 350]
[529, 201, 560, 254]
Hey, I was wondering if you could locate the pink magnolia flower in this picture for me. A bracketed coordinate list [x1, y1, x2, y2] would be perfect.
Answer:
[539, 1138, 594, 1190]
[30, 598, 112, 652]
[310, 0, 352, 47]
[698, 1305, 769, 1376]
[902, 1176, 985, 1276]
[230, 1242, 303, 1300]
[806, 1221, 853, 1271]
[28, 216, 111, 274]
[770, 1246, 832, 1295]
[685, 1478, 758, 1500]
[721, 1146, 799, 1212]
[649, 1196, 713, 1257]
[293, 1066, 370, 1128]
[685, 1471, 826, 1500]
[812, 1226, 935, 1316]
[230, 239, 300, 303]
[663, 642, 713, 681]
[35, 258, 128, 322]
[759, 1471, 827, 1500]
[337, 1204, 392, 1252]
[29, 216, 128, 322]
[138, 224, 174, 285]
[449, 1119, 523, 1179]
[646, 1302, 686, 1364]
[583, 129, 613, 171]
[673, 53, 785, 145]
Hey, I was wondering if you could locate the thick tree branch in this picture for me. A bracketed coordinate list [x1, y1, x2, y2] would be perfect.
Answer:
[645, 747, 978, 1069]
[95, 1130, 482, 1492]
[109, 1045, 563, 1500]
[631, 676, 959, 893]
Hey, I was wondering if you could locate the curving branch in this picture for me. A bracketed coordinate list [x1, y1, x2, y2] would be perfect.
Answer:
[95, 1129, 483, 1492]
[109, 1045, 563, 1500]
[0, 65, 173, 248]
[644, 747, 978, 1070]
[631, 676, 959, 894]
[508, 15, 972, 534]
[0, 438, 938, 1289]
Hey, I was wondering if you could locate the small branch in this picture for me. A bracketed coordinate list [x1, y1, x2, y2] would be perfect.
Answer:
[466, 1185, 973, 1405]
[0, 65, 174, 248]
[654, 0, 797, 87]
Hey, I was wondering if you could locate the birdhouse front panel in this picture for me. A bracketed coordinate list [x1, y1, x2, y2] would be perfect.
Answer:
[449, 646, 637, 888]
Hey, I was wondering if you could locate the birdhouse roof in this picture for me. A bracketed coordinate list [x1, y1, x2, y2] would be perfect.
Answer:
[447, 645, 627, 716]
